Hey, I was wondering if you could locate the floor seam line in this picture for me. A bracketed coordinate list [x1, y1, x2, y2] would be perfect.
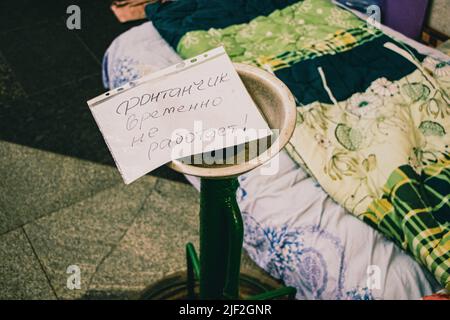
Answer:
[0, 18, 50, 35]
[26, 72, 102, 97]
[21, 226, 59, 299]
[0, 181, 123, 237]
[83, 183, 156, 293]
[0, 51, 30, 98]
[60, 15, 103, 67]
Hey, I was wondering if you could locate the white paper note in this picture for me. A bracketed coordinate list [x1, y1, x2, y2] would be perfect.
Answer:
[87, 47, 271, 184]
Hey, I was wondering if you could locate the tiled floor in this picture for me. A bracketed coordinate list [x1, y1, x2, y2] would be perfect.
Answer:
[0, 0, 184, 174]
[0, 0, 275, 299]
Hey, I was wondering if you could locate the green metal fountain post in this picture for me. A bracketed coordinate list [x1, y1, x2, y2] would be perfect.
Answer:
[186, 177, 296, 300]
[186, 177, 242, 299]
[179, 63, 298, 300]
[198, 177, 242, 299]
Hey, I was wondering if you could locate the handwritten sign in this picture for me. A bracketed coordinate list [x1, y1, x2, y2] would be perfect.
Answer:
[87, 47, 271, 184]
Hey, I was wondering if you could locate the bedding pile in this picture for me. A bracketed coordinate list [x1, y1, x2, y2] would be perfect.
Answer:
[101, 21, 441, 300]
[102, 0, 449, 298]
[145, 0, 450, 291]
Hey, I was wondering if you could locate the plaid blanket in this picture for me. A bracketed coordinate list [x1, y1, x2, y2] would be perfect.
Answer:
[364, 157, 450, 288]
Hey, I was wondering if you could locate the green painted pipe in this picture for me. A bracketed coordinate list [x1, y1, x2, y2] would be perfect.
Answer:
[186, 243, 200, 299]
[199, 177, 241, 299]
[196, 177, 296, 300]
[223, 189, 244, 299]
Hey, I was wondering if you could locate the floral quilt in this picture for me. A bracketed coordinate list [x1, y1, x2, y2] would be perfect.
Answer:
[286, 53, 450, 288]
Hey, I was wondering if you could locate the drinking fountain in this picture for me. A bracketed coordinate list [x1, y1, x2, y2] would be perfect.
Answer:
[144, 63, 297, 300]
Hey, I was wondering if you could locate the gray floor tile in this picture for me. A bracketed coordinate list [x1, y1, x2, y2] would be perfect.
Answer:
[23, 175, 156, 299]
[85, 179, 279, 299]
[0, 141, 123, 234]
[86, 179, 200, 299]
[0, 229, 56, 300]
[0, 19, 99, 95]
[0, 52, 26, 102]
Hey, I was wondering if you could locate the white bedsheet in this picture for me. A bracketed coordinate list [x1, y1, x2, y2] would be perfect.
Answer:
[102, 17, 444, 299]
[205, 152, 440, 299]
